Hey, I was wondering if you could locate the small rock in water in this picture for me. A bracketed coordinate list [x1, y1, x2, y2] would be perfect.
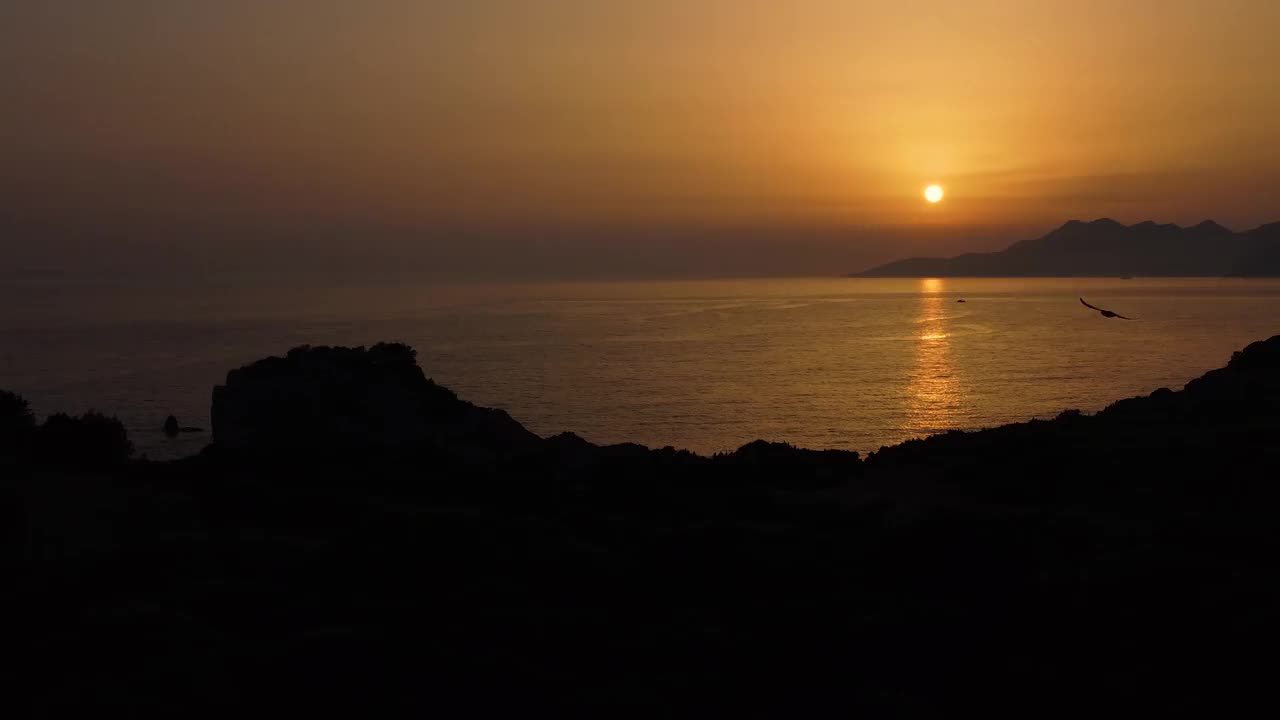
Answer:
[163, 415, 204, 435]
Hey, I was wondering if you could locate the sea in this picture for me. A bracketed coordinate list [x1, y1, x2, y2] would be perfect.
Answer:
[3, 277, 1278, 460]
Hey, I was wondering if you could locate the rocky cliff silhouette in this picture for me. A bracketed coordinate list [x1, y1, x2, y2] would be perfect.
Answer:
[211, 342, 540, 462]
[854, 218, 1280, 276]
[8, 338, 1280, 717]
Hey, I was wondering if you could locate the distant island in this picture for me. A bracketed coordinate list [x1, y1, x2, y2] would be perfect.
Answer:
[853, 218, 1280, 277]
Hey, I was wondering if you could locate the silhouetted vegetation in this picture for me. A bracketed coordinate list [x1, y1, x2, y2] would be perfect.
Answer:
[0, 390, 34, 461]
[8, 338, 1280, 716]
[35, 411, 133, 468]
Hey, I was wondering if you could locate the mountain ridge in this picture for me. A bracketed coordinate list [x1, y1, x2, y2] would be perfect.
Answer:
[853, 219, 1280, 277]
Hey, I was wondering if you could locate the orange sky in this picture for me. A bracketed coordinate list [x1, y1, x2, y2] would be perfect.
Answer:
[2, 1, 1278, 280]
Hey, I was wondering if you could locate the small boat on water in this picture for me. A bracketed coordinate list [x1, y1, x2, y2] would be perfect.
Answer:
[956, 299, 966, 303]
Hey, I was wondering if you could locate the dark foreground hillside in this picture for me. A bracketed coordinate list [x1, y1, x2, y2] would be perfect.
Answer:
[7, 338, 1280, 717]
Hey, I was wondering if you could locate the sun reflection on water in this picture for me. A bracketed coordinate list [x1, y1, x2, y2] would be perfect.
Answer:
[906, 279, 964, 435]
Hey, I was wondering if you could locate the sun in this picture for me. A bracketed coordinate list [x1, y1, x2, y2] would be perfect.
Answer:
[924, 185, 944, 203]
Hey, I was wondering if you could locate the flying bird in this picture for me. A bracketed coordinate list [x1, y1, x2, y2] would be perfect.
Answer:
[1079, 297, 1134, 320]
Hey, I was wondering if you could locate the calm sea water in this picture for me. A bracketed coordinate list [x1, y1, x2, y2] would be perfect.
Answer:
[2, 278, 1278, 460]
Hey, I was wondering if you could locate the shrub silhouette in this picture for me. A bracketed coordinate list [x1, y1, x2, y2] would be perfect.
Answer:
[1, 389, 36, 460]
[37, 411, 134, 468]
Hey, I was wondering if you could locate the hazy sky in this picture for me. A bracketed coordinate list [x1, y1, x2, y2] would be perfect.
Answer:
[3, 1, 1278, 282]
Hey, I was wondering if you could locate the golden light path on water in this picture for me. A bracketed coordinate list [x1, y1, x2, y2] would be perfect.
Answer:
[9, 277, 1280, 460]
[906, 278, 965, 435]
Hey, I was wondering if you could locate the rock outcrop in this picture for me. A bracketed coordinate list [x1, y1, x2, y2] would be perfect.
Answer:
[163, 415, 202, 436]
[211, 342, 541, 459]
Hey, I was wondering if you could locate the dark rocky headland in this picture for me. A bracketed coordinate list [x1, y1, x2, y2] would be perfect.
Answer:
[7, 337, 1280, 716]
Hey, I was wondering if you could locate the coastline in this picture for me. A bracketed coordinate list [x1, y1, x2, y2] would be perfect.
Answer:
[7, 335, 1280, 715]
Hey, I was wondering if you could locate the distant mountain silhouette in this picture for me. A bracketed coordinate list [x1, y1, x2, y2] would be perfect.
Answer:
[1230, 221, 1280, 276]
[854, 218, 1280, 277]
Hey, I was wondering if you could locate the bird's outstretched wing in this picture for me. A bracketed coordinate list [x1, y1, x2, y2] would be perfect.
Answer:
[1081, 297, 1136, 319]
